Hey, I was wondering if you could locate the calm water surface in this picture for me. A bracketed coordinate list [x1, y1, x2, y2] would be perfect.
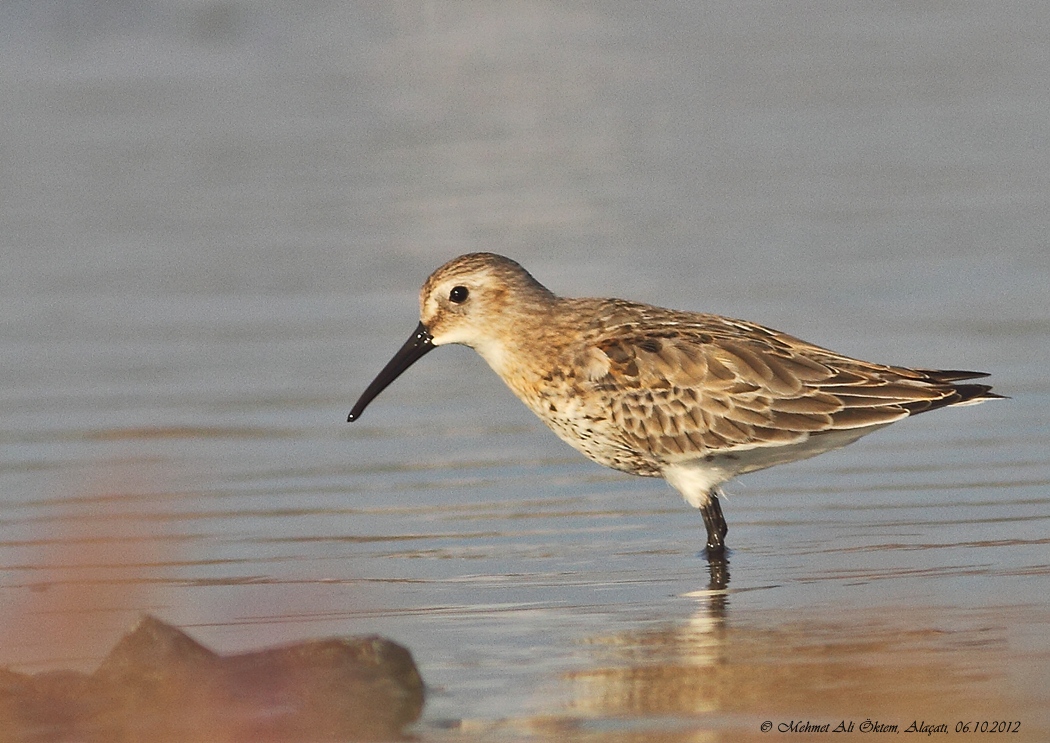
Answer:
[2, 2, 1049, 740]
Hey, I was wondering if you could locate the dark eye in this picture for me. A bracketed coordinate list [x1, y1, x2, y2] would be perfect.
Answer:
[449, 285, 469, 304]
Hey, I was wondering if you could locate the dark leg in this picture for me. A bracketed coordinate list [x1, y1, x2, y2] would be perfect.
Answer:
[699, 492, 728, 556]
[706, 551, 730, 593]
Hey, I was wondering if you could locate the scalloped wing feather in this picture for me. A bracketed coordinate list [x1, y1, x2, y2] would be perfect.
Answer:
[588, 308, 994, 463]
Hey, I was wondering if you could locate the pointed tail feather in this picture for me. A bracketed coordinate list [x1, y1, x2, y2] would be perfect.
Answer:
[945, 382, 1005, 407]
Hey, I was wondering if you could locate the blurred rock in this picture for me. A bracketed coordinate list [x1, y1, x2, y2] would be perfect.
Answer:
[0, 615, 424, 742]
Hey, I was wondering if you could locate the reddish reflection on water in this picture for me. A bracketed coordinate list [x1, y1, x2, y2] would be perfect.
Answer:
[1, 468, 177, 671]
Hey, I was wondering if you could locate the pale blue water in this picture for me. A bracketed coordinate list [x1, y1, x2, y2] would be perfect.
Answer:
[2, 2, 1049, 740]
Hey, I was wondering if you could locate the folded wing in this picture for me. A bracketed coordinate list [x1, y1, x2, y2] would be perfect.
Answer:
[588, 314, 998, 461]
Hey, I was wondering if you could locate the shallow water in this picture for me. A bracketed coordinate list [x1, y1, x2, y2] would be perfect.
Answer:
[2, 2, 1049, 740]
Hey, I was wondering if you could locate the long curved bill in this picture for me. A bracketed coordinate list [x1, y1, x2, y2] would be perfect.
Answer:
[347, 322, 435, 422]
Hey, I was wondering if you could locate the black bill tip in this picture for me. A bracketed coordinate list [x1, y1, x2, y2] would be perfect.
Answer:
[347, 322, 435, 422]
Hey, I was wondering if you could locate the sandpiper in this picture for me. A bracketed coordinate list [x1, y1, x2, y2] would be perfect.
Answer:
[348, 253, 1000, 556]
